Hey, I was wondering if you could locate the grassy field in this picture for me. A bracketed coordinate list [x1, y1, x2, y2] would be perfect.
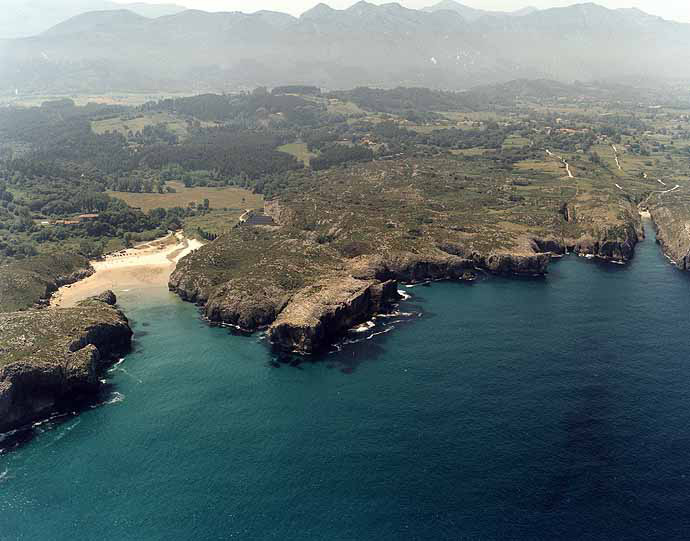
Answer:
[183, 210, 247, 239]
[277, 142, 317, 166]
[325, 99, 366, 117]
[108, 182, 263, 212]
[502, 135, 531, 149]
[92, 112, 193, 138]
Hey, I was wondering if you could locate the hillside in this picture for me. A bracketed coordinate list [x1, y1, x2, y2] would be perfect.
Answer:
[1, 2, 690, 94]
[0, 0, 185, 39]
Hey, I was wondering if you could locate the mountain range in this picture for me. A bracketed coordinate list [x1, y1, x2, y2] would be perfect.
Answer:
[423, 0, 539, 21]
[1, 1, 688, 95]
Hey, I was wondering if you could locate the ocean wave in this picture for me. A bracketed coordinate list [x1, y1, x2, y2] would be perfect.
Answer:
[366, 327, 394, 340]
[375, 310, 415, 319]
[397, 289, 412, 300]
[352, 320, 376, 333]
[45, 418, 81, 446]
[108, 357, 126, 372]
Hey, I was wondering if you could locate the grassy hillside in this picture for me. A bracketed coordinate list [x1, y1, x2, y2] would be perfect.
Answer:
[0, 254, 92, 312]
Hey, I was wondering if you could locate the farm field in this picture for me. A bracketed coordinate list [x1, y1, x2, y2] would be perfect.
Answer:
[92, 112, 191, 138]
[108, 182, 263, 212]
[277, 142, 317, 166]
[183, 210, 247, 239]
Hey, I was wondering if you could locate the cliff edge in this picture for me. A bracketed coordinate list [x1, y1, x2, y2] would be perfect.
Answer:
[0, 292, 132, 433]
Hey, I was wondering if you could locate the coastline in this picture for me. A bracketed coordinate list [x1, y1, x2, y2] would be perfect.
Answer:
[51, 232, 203, 308]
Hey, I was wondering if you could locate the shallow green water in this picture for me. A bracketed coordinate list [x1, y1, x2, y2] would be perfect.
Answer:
[2, 223, 690, 540]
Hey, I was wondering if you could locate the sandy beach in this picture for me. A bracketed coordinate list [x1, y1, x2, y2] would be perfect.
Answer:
[51, 232, 204, 308]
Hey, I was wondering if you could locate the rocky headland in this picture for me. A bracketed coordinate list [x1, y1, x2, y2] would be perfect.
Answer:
[650, 204, 690, 270]
[0, 291, 132, 434]
[170, 157, 646, 355]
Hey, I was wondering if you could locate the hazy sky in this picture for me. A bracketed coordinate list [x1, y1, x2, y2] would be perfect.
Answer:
[113, 0, 690, 22]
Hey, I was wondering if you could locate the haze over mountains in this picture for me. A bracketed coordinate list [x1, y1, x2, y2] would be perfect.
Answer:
[1, 1, 688, 95]
[423, 0, 539, 21]
[0, 0, 186, 39]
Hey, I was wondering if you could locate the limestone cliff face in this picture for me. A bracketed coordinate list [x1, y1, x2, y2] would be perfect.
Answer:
[572, 226, 640, 262]
[651, 207, 690, 270]
[268, 277, 399, 355]
[168, 240, 550, 355]
[168, 261, 216, 304]
[204, 282, 290, 330]
[349, 251, 476, 282]
[0, 293, 132, 433]
[532, 223, 642, 264]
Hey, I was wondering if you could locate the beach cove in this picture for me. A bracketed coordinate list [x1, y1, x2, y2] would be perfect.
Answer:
[51, 232, 203, 308]
[2, 222, 690, 539]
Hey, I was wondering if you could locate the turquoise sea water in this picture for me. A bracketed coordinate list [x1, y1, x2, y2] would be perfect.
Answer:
[2, 222, 690, 540]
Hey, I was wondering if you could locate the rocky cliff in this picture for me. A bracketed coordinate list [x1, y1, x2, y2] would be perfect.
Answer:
[0, 292, 132, 433]
[169, 239, 548, 355]
[269, 276, 399, 355]
[651, 206, 690, 270]
[169, 156, 649, 355]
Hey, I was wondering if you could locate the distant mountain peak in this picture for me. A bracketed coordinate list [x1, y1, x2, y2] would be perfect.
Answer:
[301, 3, 337, 19]
[423, 0, 538, 21]
[42, 8, 148, 37]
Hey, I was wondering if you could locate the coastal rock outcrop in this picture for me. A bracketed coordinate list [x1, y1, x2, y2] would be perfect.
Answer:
[268, 276, 399, 355]
[651, 206, 690, 270]
[0, 293, 132, 433]
[167, 156, 651, 355]
[205, 282, 290, 330]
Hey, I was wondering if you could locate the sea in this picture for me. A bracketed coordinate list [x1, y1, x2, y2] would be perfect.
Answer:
[2, 221, 690, 540]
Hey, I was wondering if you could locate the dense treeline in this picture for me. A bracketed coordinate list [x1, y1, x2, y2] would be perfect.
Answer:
[272, 86, 321, 96]
[144, 89, 327, 126]
[140, 128, 302, 179]
[329, 87, 469, 114]
[310, 144, 374, 171]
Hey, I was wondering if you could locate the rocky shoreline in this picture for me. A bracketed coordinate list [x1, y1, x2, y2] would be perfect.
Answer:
[169, 244, 594, 355]
[650, 207, 690, 270]
[0, 291, 132, 434]
[168, 157, 650, 356]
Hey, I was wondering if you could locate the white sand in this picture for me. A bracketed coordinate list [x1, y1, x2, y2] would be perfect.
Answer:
[51, 232, 203, 308]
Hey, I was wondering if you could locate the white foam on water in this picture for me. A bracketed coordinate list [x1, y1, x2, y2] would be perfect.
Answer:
[376, 310, 414, 319]
[0, 467, 9, 483]
[352, 321, 376, 333]
[43, 418, 81, 447]
[397, 290, 411, 300]
[108, 358, 126, 372]
[106, 392, 125, 405]
[367, 327, 394, 340]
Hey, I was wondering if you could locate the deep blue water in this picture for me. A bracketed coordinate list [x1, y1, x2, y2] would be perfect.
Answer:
[2, 222, 690, 540]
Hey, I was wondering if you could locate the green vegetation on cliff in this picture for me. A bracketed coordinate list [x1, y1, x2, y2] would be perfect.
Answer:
[0, 293, 133, 433]
[0, 253, 92, 312]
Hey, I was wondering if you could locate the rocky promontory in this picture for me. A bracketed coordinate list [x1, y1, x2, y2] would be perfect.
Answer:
[650, 205, 690, 270]
[0, 292, 132, 433]
[170, 156, 647, 355]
